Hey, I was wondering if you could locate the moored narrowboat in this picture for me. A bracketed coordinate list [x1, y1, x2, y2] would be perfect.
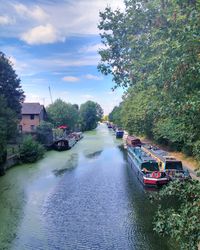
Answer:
[142, 145, 191, 181]
[127, 146, 169, 186]
[116, 129, 124, 138]
[126, 135, 142, 147]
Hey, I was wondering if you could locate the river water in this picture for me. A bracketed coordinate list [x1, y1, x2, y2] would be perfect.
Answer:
[0, 124, 174, 250]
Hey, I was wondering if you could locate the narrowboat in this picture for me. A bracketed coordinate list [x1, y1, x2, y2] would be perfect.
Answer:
[116, 129, 124, 138]
[52, 137, 76, 151]
[127, 146, 169, 186]
[142, 145, 191, 181]
[126, 135, 142, 147]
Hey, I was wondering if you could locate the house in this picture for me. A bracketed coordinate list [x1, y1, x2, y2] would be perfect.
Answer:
[19, 103, 47, 133]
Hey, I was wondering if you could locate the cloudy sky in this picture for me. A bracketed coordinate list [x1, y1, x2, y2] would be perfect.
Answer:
[0, 0, 125, 114]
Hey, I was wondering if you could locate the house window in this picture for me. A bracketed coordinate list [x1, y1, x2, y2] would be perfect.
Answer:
[30, 114, 34, 120]
[31, 125, 35, 131]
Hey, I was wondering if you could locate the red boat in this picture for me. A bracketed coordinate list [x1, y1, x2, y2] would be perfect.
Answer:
[126, 135, 142, 147]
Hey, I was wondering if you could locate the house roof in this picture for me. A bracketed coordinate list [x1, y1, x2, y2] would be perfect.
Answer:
[21, 103, 45, 115]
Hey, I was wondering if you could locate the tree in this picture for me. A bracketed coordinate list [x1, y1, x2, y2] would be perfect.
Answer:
[0, 52, 24, 172]
[101, 115, 109, 122]
[79, 101, 103, 131]
[19, 135, 45, 163]
[47, 99, 79, 130]
[98, 0, 200, 160]
[0, 52, 24, 115]
[152, 180, 200, 250]
[108, 104, 123, 127]
[36, 121, 53, 146]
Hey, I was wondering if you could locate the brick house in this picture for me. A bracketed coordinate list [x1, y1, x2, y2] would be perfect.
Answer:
[19, 103, 47, 133]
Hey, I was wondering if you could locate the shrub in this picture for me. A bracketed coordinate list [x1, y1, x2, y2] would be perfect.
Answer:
[36, 121, 53, 146]
[152, 180, 200, 250]
[193, 140, 200, 162]
[19, 135, 45, 163]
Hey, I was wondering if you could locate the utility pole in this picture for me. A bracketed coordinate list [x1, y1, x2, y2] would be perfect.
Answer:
[49, 85, 53, 104]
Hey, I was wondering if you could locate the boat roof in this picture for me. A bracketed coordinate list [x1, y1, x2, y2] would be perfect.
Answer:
[143, 145, 181, 163]
[128, 147, 157, 164]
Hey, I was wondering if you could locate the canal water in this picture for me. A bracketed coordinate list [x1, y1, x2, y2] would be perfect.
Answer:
[0, 124, 174, 250]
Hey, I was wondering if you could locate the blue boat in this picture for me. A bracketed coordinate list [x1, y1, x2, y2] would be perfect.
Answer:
[116, 129, 124, 138]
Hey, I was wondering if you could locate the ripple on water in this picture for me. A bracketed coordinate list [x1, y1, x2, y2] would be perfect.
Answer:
[1, 125, 174, 250]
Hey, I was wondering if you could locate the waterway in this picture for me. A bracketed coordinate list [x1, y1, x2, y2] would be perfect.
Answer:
[0, 124, 174, 250]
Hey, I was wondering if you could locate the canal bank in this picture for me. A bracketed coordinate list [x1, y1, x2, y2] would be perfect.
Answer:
[0, 124, 174, 250]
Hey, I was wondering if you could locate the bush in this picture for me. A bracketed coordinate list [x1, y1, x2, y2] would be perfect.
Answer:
[36, 121, 53, 146]
[152, 180, 200, 250]
[19, 135, 45, 163]
[193, 140, 200, 162]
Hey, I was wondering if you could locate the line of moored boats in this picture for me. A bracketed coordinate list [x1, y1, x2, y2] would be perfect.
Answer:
[106, 122, 191, 187]
[52, 132, 83, 151]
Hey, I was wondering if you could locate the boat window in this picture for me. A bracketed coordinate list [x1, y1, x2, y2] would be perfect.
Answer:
[141, 162, 159, 171]
[165, 161, 183, 170]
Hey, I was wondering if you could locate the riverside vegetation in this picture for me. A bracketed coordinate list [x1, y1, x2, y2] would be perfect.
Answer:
[98, 0, 200, 249]
[0, 52, 103, 168]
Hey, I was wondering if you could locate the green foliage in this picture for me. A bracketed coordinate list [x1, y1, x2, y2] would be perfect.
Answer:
[0, 52, 24, 115]
[47, 99, 79, 130]
[99, 0, 200, 160]
[79, 101, 103, 131]
[36, 121, 53, 146]
[193, 141, 200, 162]
[0, 52, 24, 166]
[19, 135, 45, 163]
[101, 115, 109, 122]
[152, 180, 200, 250]
[52, 128, 65, 140]
[108, 104, 123, 127]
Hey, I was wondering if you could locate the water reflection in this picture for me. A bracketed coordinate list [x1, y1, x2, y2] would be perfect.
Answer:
[53, 153, 78, 176]
[85, 150, 103, 159]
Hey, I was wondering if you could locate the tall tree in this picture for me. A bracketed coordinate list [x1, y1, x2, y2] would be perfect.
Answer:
[0, 52, 24, 114]
[98, 0, 200, 158]
[79, 101, 103, 131]
[0, 52, 24, 172]
[47, 99, 79, 130]
[108, 104, 123, 127]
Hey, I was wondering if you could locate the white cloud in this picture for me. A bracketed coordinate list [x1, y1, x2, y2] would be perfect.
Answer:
[13, 3, 48, 21]
[33, 55, 100, 68]
[0, 15, 14, 25]
[81, 43, 106, 53]
[62, 76, 80, 82]
[0, 1, 125, 42]
[9, 55, 28, 74]
[84, 74, 103, 80]
[21, 24, 64, 45]
[25, 93, 44, 103]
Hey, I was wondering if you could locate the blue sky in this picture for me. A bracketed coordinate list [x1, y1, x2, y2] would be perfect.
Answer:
[0, 0, 125, 114]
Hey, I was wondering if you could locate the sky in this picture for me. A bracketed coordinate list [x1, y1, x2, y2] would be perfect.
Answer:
[0, 0, 125, 114]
